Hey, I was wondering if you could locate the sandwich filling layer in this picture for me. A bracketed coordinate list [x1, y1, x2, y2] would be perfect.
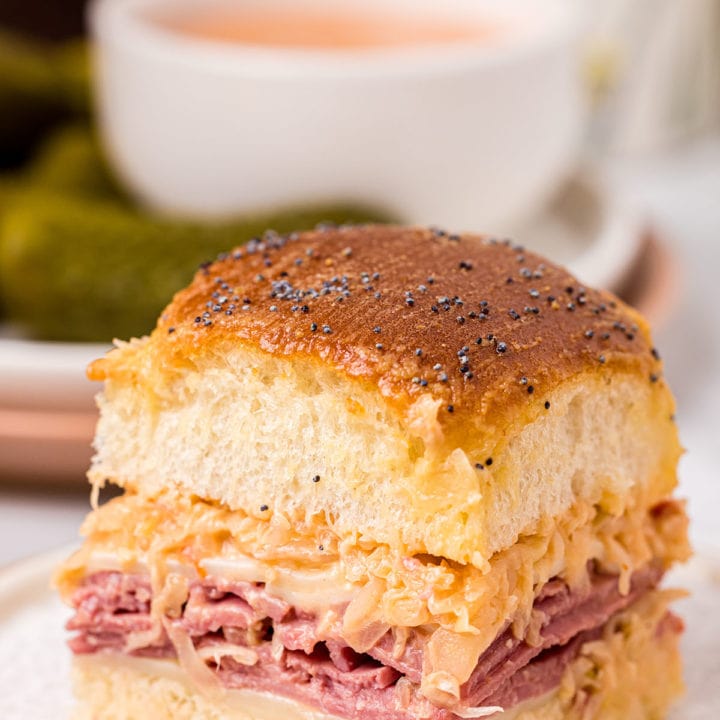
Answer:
[66, 562, 676, 719]
[57, 489, 689, 712]
[70, 589, 682, 720]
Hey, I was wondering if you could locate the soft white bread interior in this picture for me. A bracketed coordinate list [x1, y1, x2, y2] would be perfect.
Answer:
[90, 343, 678, 566]
[87, 226, 680, 567]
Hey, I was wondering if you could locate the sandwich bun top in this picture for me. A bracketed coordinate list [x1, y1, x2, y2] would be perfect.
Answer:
[88, 225, 679, 563]
[92, 224, 661, 430]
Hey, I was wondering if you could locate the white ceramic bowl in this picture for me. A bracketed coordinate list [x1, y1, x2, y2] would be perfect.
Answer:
[90, 0, 584, 231]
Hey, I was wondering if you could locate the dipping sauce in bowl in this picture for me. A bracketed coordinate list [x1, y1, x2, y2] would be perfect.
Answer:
[91, 0, 582, 229]
[150, 5, 506, 50]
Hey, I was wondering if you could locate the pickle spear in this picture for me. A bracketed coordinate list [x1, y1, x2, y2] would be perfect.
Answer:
[24, 124, 127, 202]
[0, 192, 389, 342]
[0, 126, 391, 342]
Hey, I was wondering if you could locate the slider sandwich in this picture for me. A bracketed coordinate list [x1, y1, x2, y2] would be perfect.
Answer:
[57, 225, 690, 720]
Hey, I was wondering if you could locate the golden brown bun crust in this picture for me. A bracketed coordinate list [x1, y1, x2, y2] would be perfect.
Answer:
[90, 224, 662, 431]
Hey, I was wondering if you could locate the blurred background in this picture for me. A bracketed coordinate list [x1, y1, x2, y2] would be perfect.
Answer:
[0, 0, 718, 563]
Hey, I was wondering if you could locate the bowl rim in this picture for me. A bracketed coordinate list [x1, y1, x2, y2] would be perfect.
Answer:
[89, 0, 580, 78]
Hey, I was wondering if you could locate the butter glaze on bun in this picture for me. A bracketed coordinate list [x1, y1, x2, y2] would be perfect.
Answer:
[88, 225, 680, 565]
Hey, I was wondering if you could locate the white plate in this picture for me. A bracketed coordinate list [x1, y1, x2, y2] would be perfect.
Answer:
[0, 548, 718, 719]
[0, 549, 75, 720]
[0, 337, 106, 412]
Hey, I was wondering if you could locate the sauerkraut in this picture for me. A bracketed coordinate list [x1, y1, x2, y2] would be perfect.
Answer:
[55, 486, 689, 708]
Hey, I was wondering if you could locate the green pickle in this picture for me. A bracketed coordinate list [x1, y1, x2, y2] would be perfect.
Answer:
[24, 124, 129, 202]
[0, 192, 389, 342]
[0, 120, 390, 342]
[54, 40, 92, 118]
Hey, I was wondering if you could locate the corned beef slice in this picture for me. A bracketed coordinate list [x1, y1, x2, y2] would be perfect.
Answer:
[67, 564, 663, 719]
